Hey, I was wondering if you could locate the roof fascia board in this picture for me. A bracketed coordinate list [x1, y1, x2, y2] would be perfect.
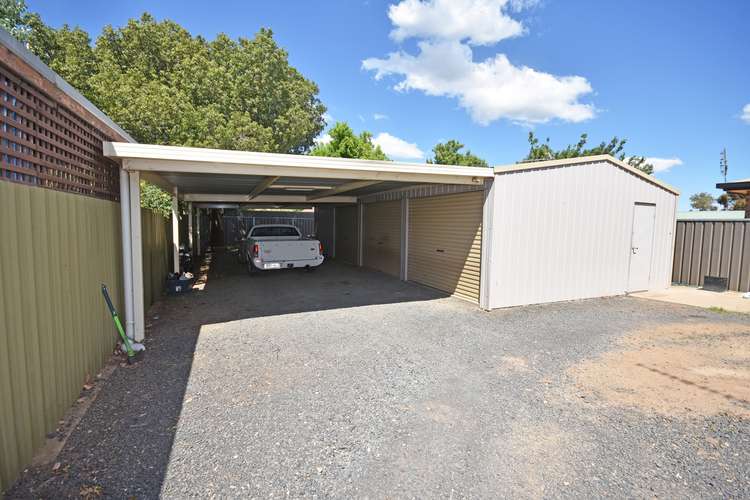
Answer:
[120, 157, 483, 186]
[493, 154, 680, 195]
[716, 181, 750, 192]
[104, 142, 491, 183]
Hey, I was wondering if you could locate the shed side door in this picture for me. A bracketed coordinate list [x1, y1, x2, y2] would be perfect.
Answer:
[408, 191, 483, 302]
[363, 200, 401, 277]
[627, 203, 656, 292]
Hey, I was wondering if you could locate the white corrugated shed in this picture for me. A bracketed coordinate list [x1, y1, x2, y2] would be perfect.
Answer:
[487, 157, 678, 309]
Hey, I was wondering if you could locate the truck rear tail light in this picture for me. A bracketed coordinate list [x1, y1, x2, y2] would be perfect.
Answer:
[319, 242, 323, 255]
[252, 243, 259, 257]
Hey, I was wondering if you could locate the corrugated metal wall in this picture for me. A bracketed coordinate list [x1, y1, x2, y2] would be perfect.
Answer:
[0, 181, 169, 492]
[142, 209, 172, 311]
[363, 201, 401, 277]
[408, 192, 483, 302]
[334, 206, 358, 264]
[360, 182, 483, 203]
[489, 161, 678, 308]
[315, 207, 335, 258]
[672, 220, 750, 292]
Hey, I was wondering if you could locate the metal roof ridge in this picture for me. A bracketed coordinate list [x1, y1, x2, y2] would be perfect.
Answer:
[492, 154, 680, 195]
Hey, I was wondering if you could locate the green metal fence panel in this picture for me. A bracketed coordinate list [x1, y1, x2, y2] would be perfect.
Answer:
[0, 181, 169, 492]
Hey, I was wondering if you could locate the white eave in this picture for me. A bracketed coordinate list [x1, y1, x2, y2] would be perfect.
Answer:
[104, 142, 493, 186]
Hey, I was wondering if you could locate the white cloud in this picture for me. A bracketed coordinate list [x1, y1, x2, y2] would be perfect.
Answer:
[322, 112, 334, 125]
[388, 0, 527, 46]
[741, 103, 750, 124]
[372, 132, 424, 159]
[363, 40, 595, 125]
[645, 157, 683, 173]
[363, 0, 596, 125]
[315, 133, 332, 145]
[373, 113, 389, 120]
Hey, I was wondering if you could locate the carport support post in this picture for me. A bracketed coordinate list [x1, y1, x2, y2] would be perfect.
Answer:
[400, 197, 408, 281]
[196, 207, 201, 257]
[172, 187, 180, 274]
[187, 202, 193, 256]
[128, 170, 145, 341]
[357, 202, 364, 266]
[119, 167, 135, 340]
[479, 178, 496, 311]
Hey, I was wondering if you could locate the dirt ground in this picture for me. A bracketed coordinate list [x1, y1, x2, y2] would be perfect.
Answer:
[570, 321, 750, 418]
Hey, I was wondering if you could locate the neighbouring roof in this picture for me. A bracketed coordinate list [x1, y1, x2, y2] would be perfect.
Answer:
[717, 179, 750, 193]
[493, 154, 680, 195]
[677, 210, 747, 221]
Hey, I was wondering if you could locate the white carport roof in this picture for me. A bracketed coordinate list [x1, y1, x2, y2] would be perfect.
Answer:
[104, 142, 493, 204]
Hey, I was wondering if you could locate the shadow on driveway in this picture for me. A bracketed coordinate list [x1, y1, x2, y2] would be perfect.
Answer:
[5, 250, 446, 499]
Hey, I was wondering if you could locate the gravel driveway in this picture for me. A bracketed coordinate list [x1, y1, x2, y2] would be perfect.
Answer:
[6, 251, 750, 499]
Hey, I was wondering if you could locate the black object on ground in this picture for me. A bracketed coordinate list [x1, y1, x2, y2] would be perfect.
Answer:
[703, 276, 729, 292]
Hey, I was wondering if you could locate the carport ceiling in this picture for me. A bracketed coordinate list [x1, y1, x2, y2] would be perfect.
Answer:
[104, 142, 493, 204]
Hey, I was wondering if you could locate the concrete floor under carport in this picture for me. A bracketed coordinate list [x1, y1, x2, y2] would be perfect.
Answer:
[7, 249, 750, 499]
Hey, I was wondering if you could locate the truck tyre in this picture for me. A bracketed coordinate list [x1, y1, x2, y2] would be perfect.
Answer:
[247, 257, 255, 276]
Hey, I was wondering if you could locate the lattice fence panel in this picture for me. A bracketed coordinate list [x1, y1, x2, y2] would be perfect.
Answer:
[0, 61, 121, 200]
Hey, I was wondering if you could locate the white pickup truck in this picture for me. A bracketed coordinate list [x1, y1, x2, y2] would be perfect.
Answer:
[240, 224, 324, 274]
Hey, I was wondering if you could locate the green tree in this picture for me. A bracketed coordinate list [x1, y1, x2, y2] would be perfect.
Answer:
[86, 15, 325, 153]
[427, 140, 488, 167]
[0, 0, 29, 41]
[689, 192, 717, 211]
[139, 181, 173, 218]
[523, 132, 654, 175]
[310, 122, 388, 160]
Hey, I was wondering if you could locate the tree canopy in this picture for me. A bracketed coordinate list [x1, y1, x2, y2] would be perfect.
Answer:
[310, 122, 388, 160]
[523, 132, 654, 175]
[427, 140, 488, 167]
[689, 192, 717, 211]
[1, 6, 326, 153]
[1, 3, 327, 216]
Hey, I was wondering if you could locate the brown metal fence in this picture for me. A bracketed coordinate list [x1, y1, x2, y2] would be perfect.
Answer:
[672, 220, 750, 292]
[0, 181, 170, 492]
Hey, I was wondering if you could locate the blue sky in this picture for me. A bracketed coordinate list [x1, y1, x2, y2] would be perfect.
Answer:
[29, 0, 750, 209]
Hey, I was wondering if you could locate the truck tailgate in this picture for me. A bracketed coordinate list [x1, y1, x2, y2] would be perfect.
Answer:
[260, 240, 319, 261]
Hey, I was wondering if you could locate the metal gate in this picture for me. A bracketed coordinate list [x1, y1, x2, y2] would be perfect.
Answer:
[222, 212, 315, 246]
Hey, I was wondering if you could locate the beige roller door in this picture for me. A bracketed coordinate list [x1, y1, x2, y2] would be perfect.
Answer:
[408, 191, 483, 302]
[334, 205, 358, 265]
[364, 200, 401, 277]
